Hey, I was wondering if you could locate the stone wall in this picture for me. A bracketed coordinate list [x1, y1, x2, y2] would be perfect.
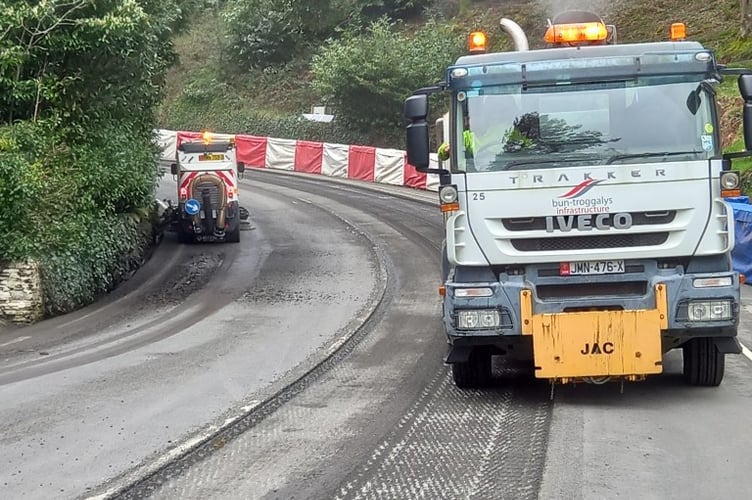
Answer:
[0, 260, 44, 324]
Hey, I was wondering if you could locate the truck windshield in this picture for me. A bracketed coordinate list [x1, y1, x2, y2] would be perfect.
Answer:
[452, 76, 717, 173]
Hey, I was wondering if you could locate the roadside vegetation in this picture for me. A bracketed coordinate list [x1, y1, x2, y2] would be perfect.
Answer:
[0, 0, 200, 315]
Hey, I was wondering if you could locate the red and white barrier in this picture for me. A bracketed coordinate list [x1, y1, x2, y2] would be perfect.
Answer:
[157, 129, 440, 192]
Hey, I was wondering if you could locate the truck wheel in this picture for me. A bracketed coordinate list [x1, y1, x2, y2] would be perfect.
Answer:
[225, 227, 240, 243]
[683, 338, 725, 386]
[451, 349, 492, 389]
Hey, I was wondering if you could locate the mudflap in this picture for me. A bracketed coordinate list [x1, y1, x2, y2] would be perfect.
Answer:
[520, 284, 668, 383]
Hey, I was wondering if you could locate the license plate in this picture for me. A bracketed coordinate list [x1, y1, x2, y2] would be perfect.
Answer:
[199, 153, 224, 161]
[560, 260, 625, 276]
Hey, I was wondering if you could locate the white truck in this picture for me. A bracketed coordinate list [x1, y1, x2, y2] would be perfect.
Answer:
[404, 11, 752, 390]
[170, 132, 245, 243]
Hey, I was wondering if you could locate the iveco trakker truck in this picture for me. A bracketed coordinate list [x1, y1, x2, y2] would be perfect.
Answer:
[404, 11, 752, 389]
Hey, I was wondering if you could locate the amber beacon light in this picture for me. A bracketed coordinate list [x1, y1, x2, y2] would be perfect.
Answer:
[544, 21, 608, 44]
[670, 22, 687, 41]
[468, 31, 488, 54]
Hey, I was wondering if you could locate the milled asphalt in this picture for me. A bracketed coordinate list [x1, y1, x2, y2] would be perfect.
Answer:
[0, 175, 382, 499]
[1, 169, 751, 499]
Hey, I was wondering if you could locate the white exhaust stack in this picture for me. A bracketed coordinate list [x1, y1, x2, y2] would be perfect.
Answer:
[499, 18, 529, 51]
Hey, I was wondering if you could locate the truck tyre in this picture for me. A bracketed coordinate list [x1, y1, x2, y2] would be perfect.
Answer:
[683, 338, 725, 386]
[225, 227, 240, 243]
[451, 349, 493, 389]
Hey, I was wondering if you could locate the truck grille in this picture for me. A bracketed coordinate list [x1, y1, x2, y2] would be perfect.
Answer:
[502, 211, 676, 231]
[193, 182, 224, 208]
[510, 232, 668, 252]
[537, 281, 648, 300]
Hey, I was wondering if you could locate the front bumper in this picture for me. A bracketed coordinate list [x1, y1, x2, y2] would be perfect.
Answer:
[443, 260, 740, 342]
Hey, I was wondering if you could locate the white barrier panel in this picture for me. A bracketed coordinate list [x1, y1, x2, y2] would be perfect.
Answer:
[322, 143, 349, 178]
[374, 148, 405, 186]
[265, 137, 297, 171]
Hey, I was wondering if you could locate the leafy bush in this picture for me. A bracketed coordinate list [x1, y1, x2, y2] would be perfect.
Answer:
[221, 0, 434, 70]
[311, 17, 464, 144]
[223, 0, 304, 68]
[0, 0, 193, 317]
[162, 96, 373, 146]
[39, 214, 155, 316]
[360, 0, 433, 19]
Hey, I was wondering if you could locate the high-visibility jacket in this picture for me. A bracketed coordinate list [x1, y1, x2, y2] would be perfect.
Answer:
[437, 130, 476, 161]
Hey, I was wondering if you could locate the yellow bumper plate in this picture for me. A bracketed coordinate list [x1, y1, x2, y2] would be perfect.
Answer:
[521, 286, 667, 380]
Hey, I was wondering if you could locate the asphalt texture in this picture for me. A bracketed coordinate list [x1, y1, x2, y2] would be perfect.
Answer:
[1, 168, 751, 500]
[116, 172, 552, 500]
[0, 172, 381, 498]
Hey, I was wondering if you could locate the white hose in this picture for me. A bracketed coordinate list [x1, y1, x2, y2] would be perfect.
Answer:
[499, 18, 530, 51]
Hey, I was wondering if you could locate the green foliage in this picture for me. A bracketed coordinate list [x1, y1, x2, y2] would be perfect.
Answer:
[311, 17, 463, 143]
[39, 214, 152, 316]
[360, 0, 432, 18]
[162, 96, 372, 146]
[221, 0, 433, 69]
[0, 122, 48, 258]
[223, 0, 304, 68]
[0, 0, 189, 315]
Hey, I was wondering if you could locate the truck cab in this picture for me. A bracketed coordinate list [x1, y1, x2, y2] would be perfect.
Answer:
[171, 132, 245, 243]
[405, 12, 752, 389]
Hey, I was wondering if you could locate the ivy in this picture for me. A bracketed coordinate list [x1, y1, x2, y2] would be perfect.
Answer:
[0, 0, 200, 316]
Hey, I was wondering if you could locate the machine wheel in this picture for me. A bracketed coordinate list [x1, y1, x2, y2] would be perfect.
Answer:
[177, 226, 193, 244]
[683, 338, 725, 386]
[225, 226, 240, 243]
[451, 349, 493, 389]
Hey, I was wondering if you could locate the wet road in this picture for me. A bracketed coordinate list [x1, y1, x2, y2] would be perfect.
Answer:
[0, 172, 382, 498]
[1, 169, 751, 499]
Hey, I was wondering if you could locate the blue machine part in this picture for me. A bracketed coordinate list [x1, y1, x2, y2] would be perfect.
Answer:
[729, 197, 752, 285]
[185, 198, 200, 216]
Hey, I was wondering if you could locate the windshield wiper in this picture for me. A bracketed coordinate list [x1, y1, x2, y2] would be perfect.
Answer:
[500, 154, 605, 170]
[606, 150, 704, 165]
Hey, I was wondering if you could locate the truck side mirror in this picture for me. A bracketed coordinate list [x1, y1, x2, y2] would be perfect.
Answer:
[170, 163, 178, 175]
[405, 95, 430, 172]
[237, 161, 245, 173]
[739, 74, 752, 150]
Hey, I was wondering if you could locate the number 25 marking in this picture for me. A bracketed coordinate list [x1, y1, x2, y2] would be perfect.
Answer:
[472, 192, 486, 201]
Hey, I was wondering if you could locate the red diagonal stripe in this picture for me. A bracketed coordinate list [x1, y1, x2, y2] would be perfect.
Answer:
[179, 171, 197, 190]
[559, 179, 594, 198]
[216, 170, 234, 187]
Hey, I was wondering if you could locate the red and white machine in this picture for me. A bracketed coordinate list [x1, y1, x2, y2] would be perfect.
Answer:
[170, 132, 245, 243]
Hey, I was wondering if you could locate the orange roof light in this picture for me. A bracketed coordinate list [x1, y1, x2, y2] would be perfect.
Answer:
[545, 21, 608, 44]
[670, 22, 687, 41]
[468, 31, 488, 54]
[202, 131, 213, 144]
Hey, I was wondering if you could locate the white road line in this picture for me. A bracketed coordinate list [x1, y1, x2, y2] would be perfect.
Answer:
[0, 336, 31, 348]
[741, 342, 752, 362]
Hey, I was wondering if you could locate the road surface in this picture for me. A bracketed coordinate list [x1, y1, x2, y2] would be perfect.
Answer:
[1, 169, 750, 499]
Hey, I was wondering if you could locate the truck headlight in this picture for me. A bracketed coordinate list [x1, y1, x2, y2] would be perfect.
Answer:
[720, 171, 740, 190]
[687, 300, 733, 321]
[439, 185, 458, 204]
[457, 309, 500, 329]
